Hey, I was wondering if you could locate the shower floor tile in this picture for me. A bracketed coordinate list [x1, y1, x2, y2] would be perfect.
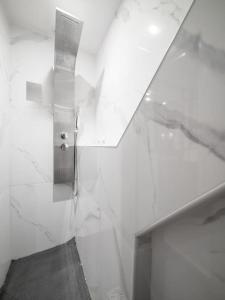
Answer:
[0, 238, 91, 300]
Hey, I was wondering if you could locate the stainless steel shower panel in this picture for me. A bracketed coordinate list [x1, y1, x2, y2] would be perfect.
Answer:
[53, 8, 83, 201]
[53, 95, 74, 184]
[54, 8, 83, 72]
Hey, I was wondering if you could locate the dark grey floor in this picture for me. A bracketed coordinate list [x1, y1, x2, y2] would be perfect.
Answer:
[0, 238, 91, 300]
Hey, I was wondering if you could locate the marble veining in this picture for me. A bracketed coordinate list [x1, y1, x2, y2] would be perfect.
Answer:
[147, 195, 225, 299]
[175, 29, 225, 73]
[77, 0, 193, 146]
[10, 31, 50, 45]
[0, 55, 9, 80]
[0, 40, 9, 80]
[107, 287, 127, 300]
[133, 115, 158, 218]
[8, 25, 76, 260]
[210, 250, 225, 254]
[141, 101, 225, 161]
[0, 110, 10, 146]
[115, 6, 131, 23]
[96, 165, 134, 245]
[14, 146, 52, 183]
[153, 0, 184, 24]
[9, 69, 20, 84]
[76, 1, 225, 298]
[203, 206, 225, 225]
[213, 273, 225, 284]
[10, 196, 56, 244]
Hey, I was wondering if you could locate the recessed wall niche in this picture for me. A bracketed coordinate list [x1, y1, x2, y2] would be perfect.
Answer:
[134, 184, 225, 300]
[26, 81, 43, 103]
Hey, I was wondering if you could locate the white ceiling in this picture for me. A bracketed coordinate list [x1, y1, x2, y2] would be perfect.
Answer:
[2, 0, 122, 54]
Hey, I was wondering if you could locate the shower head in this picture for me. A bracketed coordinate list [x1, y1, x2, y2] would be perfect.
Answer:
[54, 8, 83, 73]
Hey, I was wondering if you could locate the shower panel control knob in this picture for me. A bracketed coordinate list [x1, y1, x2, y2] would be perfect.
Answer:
[60, 132, 68, 140]
[60, 143, 69, 151]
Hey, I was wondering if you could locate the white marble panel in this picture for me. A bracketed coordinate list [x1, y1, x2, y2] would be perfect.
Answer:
[0, 3, 11, 287]
[10, 183, 76, 258]
[76, 0, 225, 298]
[77, 0, 194, 146]
[9, 27, 96, 258]
[10, 106, 53, 186]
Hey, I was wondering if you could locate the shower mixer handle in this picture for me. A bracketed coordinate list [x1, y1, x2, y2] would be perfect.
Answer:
[60, 132, 68, 140]
[60, 143, 69, 151]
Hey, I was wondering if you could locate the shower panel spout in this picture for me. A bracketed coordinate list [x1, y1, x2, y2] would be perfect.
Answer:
[53, 8, 83, 202]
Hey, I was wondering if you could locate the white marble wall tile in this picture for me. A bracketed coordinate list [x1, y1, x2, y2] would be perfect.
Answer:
[0, 3, 11, 287]
[9, 29, 56, 258]
[8, 26, 98, 260]
[76, 0, 225, 298]
[8, 27, 92, 259]
[77, 0, 194, 146]
[10, 183, 76, 258]
[10, 106, 53, 186]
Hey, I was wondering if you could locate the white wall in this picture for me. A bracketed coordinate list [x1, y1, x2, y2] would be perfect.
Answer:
[0, 3, 11, 287]
[76, 0, 225, 299]
[9, 26, 96, 259]
[77, 0, 193, 146]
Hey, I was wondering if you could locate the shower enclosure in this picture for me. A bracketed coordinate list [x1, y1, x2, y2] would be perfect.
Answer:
[0, 0, 225, 299]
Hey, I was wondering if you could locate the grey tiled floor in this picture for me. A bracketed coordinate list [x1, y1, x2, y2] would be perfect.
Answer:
[0, 238, 91, 300]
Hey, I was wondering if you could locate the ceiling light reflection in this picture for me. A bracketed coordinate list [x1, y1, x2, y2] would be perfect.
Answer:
[148, 25, 161, 35]
[145, 91, 152, 102]
[145, 96, 151, 102]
